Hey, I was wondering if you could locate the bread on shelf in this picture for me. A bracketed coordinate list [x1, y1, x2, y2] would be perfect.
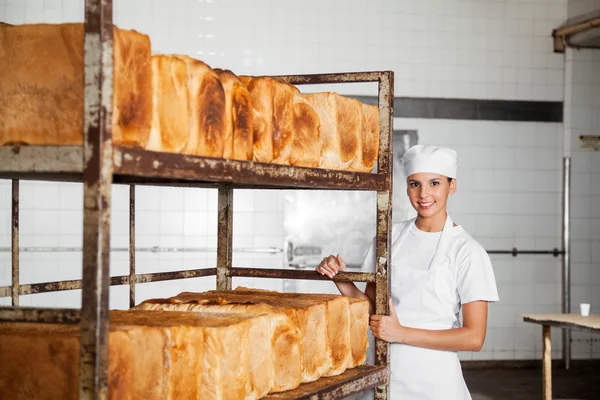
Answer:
[0, 23, 152, 148]
[303, 92, 362, 171]
[216, 69, 254, 161]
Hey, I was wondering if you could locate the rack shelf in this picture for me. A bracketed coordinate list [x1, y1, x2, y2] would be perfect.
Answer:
[0, 2, 394, 397]
[0, 145, 388, 190]
[265, 366, 388, 400]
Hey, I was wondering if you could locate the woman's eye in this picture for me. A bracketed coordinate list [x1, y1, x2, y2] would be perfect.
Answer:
[432, 181, 439, 186]
[410, 182, 419, 187]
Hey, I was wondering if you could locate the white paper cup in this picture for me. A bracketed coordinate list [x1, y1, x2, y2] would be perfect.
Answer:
[580, 303, 591, 317]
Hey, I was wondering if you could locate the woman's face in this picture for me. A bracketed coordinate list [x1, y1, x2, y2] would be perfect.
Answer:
[406, 173, 456, 218]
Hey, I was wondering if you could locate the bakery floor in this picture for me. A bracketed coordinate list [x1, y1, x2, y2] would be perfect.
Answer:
[464, 361, 600, 400]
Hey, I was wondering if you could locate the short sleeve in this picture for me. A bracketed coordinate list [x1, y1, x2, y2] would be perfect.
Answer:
[456, 243, 499, 304]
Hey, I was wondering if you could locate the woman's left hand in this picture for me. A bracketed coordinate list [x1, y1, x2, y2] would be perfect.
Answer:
[370, 298, 406, 344]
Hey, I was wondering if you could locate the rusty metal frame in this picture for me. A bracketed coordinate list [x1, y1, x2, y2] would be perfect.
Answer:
[553, 15, 600, 52]
[216, 188, 233, 290]
[0, 9, 394, 396]
[264, 365, 388, 400]
[11, 180, 19, 306]
[129, 185, 136, 308]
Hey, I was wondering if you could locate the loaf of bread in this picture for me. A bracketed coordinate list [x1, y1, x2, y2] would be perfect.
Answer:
[146, 55, 189, 153]
[349, 103, 380, 173]
[234, 287, 356, 375]
[240, 76, 275, 163]
[0, 321, 170, 400]
[0, 310, 282, 400]
[289, 92, 322, 168]
[215, 69, 253, 160]
[304, 92, 362, 171]
[178, 56, 227, 157]
[112, 309, 273, 400]
[0, 23, 152, 147]
[138, 290, 328, 384]
[348, 297, 370, 367]
[241, 76, 321, 166]
[139, 298, 302, 393]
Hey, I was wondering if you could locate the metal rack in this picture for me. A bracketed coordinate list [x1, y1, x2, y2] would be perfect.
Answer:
[0, 1, 394, 399]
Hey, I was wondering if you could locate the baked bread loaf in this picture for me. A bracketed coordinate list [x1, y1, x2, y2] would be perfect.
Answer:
[234, 287, 356, 375]
[146, 55, 189, 153]
[138, 290, 329, 384]
[349, 103, 380, 172]
[0, 321, 169, 400]
[112, 309, 271, 400]
[178, 56, 227, 157]
[215, 69, 253, 160]
[303, 92, 362, 170]
[240, 76, 275, 163]
[0, 310, 280, 400]
[348, 297, 370, 367]
[289, 92, 321, 167]
[0, 23, 151, 147]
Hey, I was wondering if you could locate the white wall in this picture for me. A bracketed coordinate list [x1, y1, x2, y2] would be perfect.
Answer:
[1, 0, 599, 361]
[564, 47, 600, 359]
[567, 0, 600, 17]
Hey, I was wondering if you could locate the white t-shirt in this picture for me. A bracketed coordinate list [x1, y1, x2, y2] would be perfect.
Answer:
[397, 222, 441, 271]
[363, 220, 499, 306]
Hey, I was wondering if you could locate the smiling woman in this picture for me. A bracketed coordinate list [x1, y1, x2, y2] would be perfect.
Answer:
[316, 145, 499, 400]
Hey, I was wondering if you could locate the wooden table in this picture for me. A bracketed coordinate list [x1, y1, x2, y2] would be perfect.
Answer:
[523, 313, 600, 400]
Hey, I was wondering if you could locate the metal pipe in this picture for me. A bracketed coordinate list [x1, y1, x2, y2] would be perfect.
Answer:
[562, 156, 572, 369]
[216, 188, 233, 290]
[129, 185, 135, 308]
[374, 70, 394, 400]
[0, 268, 218, 298]
[11, 180, 19, 306]
[80, 0, 114, 397]
[486, 249, 565, 257]
[230, 267, 376, 283]
[0, 246, 283, 254]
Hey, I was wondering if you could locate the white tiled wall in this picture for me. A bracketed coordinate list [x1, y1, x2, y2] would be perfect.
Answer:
[2, 0, 567, 100]
[2, 0, 599, 361]
[564, 47, 600, 359]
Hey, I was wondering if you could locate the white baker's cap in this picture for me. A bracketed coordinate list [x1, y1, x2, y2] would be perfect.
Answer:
[402, 145, 457, 179]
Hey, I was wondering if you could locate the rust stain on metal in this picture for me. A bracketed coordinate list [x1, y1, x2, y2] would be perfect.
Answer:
[0, 270, 218, 298]
[79, 1, 114, 398]
[129, 185, 136, 308]
[0, 307, 81, 324]
[11, 180, 19, 306]
[0, 146, 83, 175]
[272, 71, 387, 86]
[230, 267, 376, 283]
[264, 365, 388, 399]
[113, 146, 387, 190]
[135, 269, 217, 284]
[216, 189, 233, 290]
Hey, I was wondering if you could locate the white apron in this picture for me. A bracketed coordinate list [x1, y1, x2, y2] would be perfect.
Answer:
[389, 215, 471, 400]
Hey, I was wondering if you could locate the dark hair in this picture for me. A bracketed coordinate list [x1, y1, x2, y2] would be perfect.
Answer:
[447, 177, 453, 182]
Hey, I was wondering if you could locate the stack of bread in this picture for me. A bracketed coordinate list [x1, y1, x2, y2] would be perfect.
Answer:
[0, 290, 370, 399]
[0, 23, 380, 172]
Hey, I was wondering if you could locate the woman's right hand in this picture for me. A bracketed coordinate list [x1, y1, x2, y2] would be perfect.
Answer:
[316, 254, 346, 278]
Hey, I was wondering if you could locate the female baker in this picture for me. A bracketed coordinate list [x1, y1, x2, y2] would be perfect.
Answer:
[316, 145, 499, 399]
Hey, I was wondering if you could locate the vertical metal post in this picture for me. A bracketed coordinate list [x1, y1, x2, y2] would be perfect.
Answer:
[129, 185, 135, 308]
[374, 71, 394, 400]
[216, 188, 233, 290]
[80, 0, 114, 398]
[562, 156, 571, 369]
[11, 180, 19, 306]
